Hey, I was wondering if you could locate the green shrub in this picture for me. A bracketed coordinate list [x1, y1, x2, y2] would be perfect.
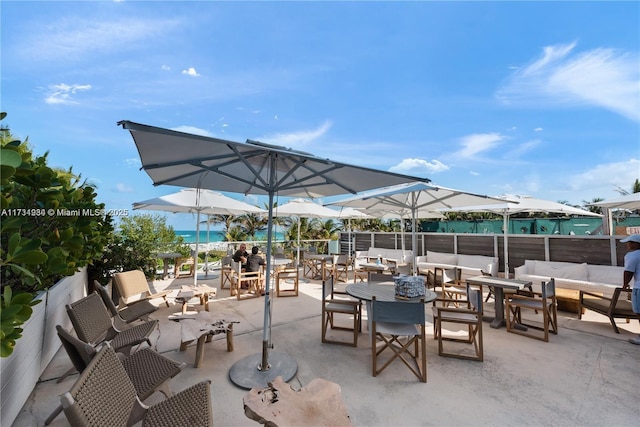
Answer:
[0, 113, 113, 356]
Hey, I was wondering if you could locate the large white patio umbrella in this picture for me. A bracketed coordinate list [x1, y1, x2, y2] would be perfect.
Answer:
[272, 198, 342, 266]
[119, 120, 428, 389]
[327, 181, 504, 274]
[591, 194, 640, 235]
[441, 194, 601, 273]
[133, 188, 265, 285]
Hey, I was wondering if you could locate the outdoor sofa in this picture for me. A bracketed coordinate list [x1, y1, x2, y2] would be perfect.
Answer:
[415, 251, 499, 282]
[514, 259, 624, 313]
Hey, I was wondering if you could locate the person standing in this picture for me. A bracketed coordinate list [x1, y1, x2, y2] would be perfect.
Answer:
[621, 234, 640, 345]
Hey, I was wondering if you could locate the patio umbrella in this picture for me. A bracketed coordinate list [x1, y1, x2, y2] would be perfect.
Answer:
[119, 120, 428, 389]
[327, 181, 503, 274]
[441, 194, 601, 273]
[273, 198, 342, 266]
[133, 188, 266, 285]
[590, 194, 640, 235]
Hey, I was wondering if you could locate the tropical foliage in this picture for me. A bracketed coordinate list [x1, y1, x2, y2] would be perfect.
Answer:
[0, 113, 113, 356]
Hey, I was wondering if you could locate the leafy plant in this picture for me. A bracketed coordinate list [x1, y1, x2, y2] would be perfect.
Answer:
[89, 214, 190, 284]
[0, 113, 113, 356]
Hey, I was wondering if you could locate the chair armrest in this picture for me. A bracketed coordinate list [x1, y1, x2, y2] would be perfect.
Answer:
[579, 290, 611, 302]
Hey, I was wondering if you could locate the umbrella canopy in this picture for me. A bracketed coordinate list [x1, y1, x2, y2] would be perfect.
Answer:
[590, 193, 640, 235]
[119, 120, 428, 388]
[441, 194, 601, 272]
[327, 181, 503, 273]
[273, 198, 341, 265]
[591, 193, 640, 210]
[133, 188, 265, 284]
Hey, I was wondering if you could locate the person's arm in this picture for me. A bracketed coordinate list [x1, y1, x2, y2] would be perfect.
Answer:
[623, 271, 633, 289]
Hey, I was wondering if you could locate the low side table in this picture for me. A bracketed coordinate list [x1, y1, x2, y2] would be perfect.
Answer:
[170, 312, 237, 368]
[175, 284, 217, 314]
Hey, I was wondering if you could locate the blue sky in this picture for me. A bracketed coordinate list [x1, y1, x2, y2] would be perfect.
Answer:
[2, 1, 639, 230]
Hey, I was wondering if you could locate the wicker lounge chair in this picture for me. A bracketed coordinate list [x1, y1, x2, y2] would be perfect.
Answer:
[45, 325, 185, 425]
[95, 281, 157, 327]
[66, 292, 157, 356]
[60, 344, 213, 426]
[113, 269, 171, 308]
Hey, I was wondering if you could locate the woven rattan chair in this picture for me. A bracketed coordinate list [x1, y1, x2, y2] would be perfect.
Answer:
[113, 269, 171, 308]
[433, 283, 484, 361]
[371, 296, 427, 382]
[95, 281, 157, 328]
[321, 275, 361, 347]
[46, 326, 185, 425]
[60, 344, 213, 427]
[66, 292, 157, 356]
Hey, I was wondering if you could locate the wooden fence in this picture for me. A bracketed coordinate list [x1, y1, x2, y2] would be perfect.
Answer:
[341, 232, 627, 274]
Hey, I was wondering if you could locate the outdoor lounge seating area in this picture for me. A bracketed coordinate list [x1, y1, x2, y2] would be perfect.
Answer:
[11, 267, 639, 426]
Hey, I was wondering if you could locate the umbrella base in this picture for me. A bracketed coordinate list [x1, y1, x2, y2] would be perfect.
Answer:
[229, 351, 297, 390]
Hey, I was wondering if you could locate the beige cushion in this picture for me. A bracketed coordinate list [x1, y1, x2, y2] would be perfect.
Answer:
[427, 251, 458, 265]
[534, 261, 588, 281]
[587, 264, 625, 284]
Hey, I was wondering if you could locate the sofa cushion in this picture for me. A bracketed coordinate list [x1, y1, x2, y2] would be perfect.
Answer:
[587, 264, 624, 285]
[457, 254, 498, 275]
[533, 260, 589, 281]
[427, 251, 458, 265]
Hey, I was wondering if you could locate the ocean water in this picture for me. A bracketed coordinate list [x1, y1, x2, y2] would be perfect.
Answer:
[175, 230, 285, 244]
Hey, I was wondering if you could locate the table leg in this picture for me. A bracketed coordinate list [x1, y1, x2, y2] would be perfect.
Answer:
[490, 287, 506, 329]
[226, 324, 234, 352]
[194, 334, 207, 368]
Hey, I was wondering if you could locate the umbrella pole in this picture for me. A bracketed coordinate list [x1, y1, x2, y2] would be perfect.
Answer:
[205, 215, 210, 278]
[193, 210, 200, 286]
[229, 164, 297, 390]
[503, 213, 509, 277]
[297, 218, 301, 267]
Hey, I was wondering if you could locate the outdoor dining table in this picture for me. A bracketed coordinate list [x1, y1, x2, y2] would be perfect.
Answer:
[466, 275, 533, 329]
[346, 282, 437, 338]
[155, 252, 183, 279]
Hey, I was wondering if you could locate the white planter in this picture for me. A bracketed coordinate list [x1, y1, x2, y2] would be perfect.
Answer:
[0, 268, 87, 427]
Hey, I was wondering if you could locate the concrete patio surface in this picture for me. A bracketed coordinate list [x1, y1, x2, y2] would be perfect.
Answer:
[12, 269, 639, 426]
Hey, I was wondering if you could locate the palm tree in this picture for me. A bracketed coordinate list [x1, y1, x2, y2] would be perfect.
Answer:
[582, 197, 604, 214]
[207, 214, 237, 240]
[237, 212, 268, 239]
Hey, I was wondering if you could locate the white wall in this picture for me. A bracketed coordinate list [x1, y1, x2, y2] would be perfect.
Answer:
[0, 268, 87, 427]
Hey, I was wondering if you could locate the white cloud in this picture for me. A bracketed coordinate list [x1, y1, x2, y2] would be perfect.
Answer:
[389, 158, 449, 175]
[171, 125, 212, 137]
[161, 65, 171, 71]
[496, 41, 640, 122]
[533, 127, 543, 132]
[115, 183, 134, 193]
[44, 83, 91, 104]
[456, 133, 505, 158]
[124, 158, 140, 168]
[182, 67, 200, 77]
[20, 17, 182, 62]
[569, 158, 640, 193]
[261, 121, 332, 148]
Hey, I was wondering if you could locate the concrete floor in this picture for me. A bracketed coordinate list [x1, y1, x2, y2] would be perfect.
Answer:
[13, 270, 640, 426]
